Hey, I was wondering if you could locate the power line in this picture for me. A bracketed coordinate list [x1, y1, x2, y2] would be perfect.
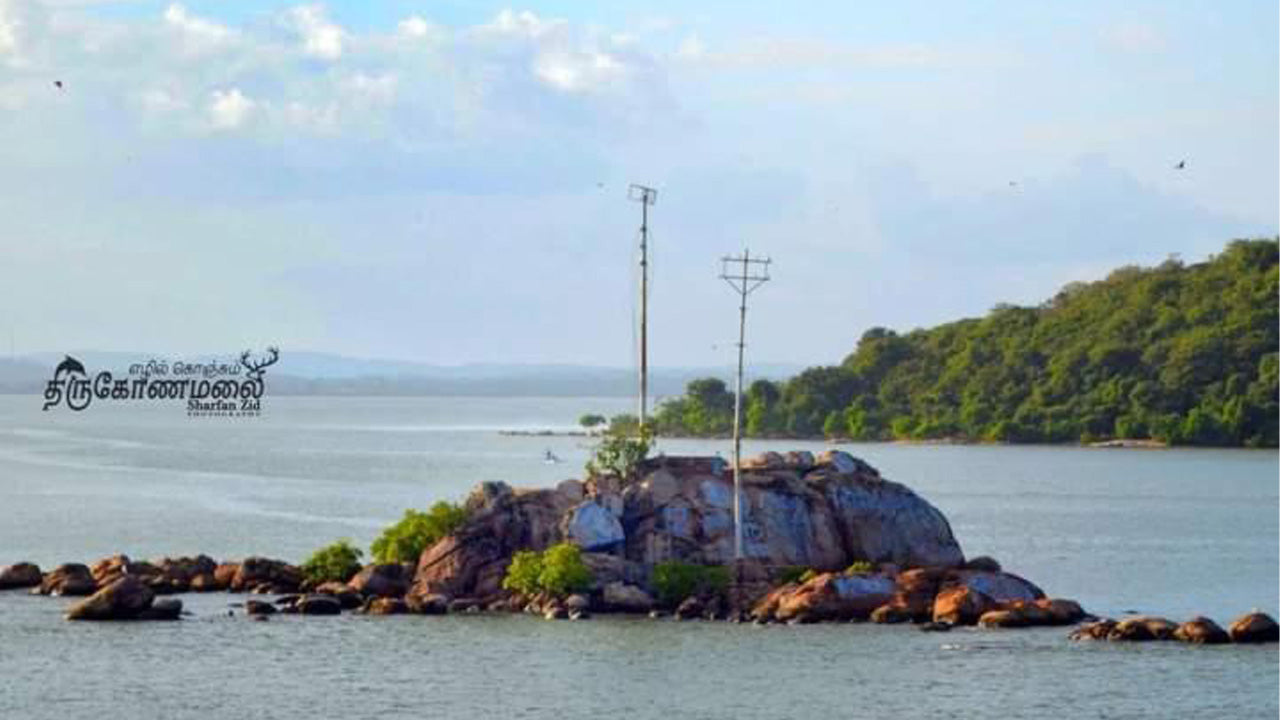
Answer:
[719, 248, 771, 570]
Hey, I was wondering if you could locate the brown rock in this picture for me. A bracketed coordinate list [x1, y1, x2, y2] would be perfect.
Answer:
[1108, 616, 1178, 641]
[870, 603, 913, 624]
[0, 562, 42, 590]
[368, 597, 409, 615]
[406, 592, 450, 615]
[978, 609, 1028, 628]
[1174, 616, 1230, 645]
[348, 564, 411, 598]
[315, 581, 363, 609]
[188, 573, 220, 592]
[231, 558, 302, 593]
[1069, 619, 1117, 640]
[932, 585, 995, 625]
[38, 563, 97, 596]
[296, 594, 342, 615]
[214, 562, 240, 589]
[773, 572, 897, 623]
[245, 600, 277, 616]
[1228, 612, 1280, 644]
[1032, 598, 1087, 626]
[66, 576, 155, 620]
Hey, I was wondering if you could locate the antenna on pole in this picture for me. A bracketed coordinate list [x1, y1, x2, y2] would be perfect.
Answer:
[629, 183, 658, 430]
[719, 249, 771, 573]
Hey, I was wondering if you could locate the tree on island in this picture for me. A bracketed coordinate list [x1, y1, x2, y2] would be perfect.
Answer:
[647, 238, 1279, 448]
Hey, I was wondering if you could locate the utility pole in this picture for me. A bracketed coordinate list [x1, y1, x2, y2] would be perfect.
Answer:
[719, 249, 771, 566]
[628, 183, 658, 429]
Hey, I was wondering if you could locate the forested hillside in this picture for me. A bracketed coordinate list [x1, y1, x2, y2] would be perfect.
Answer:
[652, 239, 1278, 447]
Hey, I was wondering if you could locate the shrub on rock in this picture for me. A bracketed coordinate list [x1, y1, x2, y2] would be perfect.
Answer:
[371, 502, 469, 565]
[651, 561, 730, 608]
[301, 539, 363, 584]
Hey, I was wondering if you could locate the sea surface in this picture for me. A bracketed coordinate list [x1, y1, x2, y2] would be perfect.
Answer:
[0, 395, 1276, 719]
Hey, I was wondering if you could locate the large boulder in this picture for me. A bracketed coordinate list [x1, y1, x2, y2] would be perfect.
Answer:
[769, 572, 896, 623]
[414, 452, 965, 604]
[1174, 616, 1230, 645]
[38, 564, 97, 596]
[932, 585, 996, 625]
[620, 452, 963, 569]
[66, 576, 156, 620]
[601, 582, 655, 613]
[348, 564, 411, 598]
[231, 557, 302, 593]
[1228, 612, 1280, 643]
[1108, 616, 1178, 641]
[411, 481, 575, 600]
[296, 594, 342, 615]
[0, 562, 42, 590]
[562, 501, 625, 552]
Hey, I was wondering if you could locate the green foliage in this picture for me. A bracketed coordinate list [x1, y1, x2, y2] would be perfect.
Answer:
[537, 543, 594, 597]
[799, 568, 819, 584]
[776, 565, 809, 586]
[501, 550, 544, 596]
[586, 422, 653, 480]
[648, 239, 1279, 448]
[845, 560, 873, 575]
[301, 538, 363, 584]
[370, 501, 469, 564]
[501, 543, 594, 599]
[578, 413, 607, 430]
[651, 561, 731, 606]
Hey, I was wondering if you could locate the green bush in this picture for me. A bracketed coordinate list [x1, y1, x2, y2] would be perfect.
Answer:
[845, 560, 874, 575]
[799, 568, 820, 584]
[301, 538, 363, 584]
[585, 422, 652, 481]
[651, 561, 730, 606]
[501, 543, 594, 599]
[776, 566, 809, 586]
[370, 501, 469, 564]
[502, 550, 544, 596]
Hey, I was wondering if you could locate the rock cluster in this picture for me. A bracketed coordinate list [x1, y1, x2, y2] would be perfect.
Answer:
[749, 561, 1086, 628]
[410, 450, 964, 608]
[1069, 612, 1278, 645]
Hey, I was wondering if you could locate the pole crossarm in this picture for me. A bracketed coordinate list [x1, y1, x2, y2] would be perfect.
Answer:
[719, 248, 772, 574]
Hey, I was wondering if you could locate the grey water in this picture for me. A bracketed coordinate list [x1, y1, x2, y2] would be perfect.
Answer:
[0, 395, 1276, 719]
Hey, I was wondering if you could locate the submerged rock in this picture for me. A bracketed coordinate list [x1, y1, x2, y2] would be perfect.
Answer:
[1108, 616, 1178, 641]
[296, 594, 342, 616]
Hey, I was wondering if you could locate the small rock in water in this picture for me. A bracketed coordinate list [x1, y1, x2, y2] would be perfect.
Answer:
[919, 621, 952, 632]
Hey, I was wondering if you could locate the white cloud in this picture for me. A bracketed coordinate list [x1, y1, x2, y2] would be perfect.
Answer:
[163, 3, 234, 54]
[675, 34, 704, 61]
[287, 4, 344, 60]
[207, 87, 254, 129]
[481, 9, 563, 39]
[534, 49, 625, 93]
[140, 87, 188, 114]
[341, 72, 397, 103]
[396, 15, 442, 42]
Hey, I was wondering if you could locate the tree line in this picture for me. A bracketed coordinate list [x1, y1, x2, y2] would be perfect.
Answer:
[650, 238, 1278, 447]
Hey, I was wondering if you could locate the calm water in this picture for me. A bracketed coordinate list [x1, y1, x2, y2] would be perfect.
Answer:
[0, 395, 1276, 719]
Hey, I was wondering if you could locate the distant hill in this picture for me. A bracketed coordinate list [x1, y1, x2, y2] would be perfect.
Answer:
[653, 238, 1279, 447]
[0, 351, 802, 398]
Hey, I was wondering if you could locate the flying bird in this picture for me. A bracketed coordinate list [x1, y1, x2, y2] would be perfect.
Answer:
[1174, 160, 1186, 170]
[54, 80, 63, 90]
[1009, 181, 1018, 187]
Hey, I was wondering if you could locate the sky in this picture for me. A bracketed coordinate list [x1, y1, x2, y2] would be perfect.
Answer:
[1, 0, 1276, 368]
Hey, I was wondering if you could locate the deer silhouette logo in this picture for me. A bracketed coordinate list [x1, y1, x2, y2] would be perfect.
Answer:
[239, 347, 280, 380]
